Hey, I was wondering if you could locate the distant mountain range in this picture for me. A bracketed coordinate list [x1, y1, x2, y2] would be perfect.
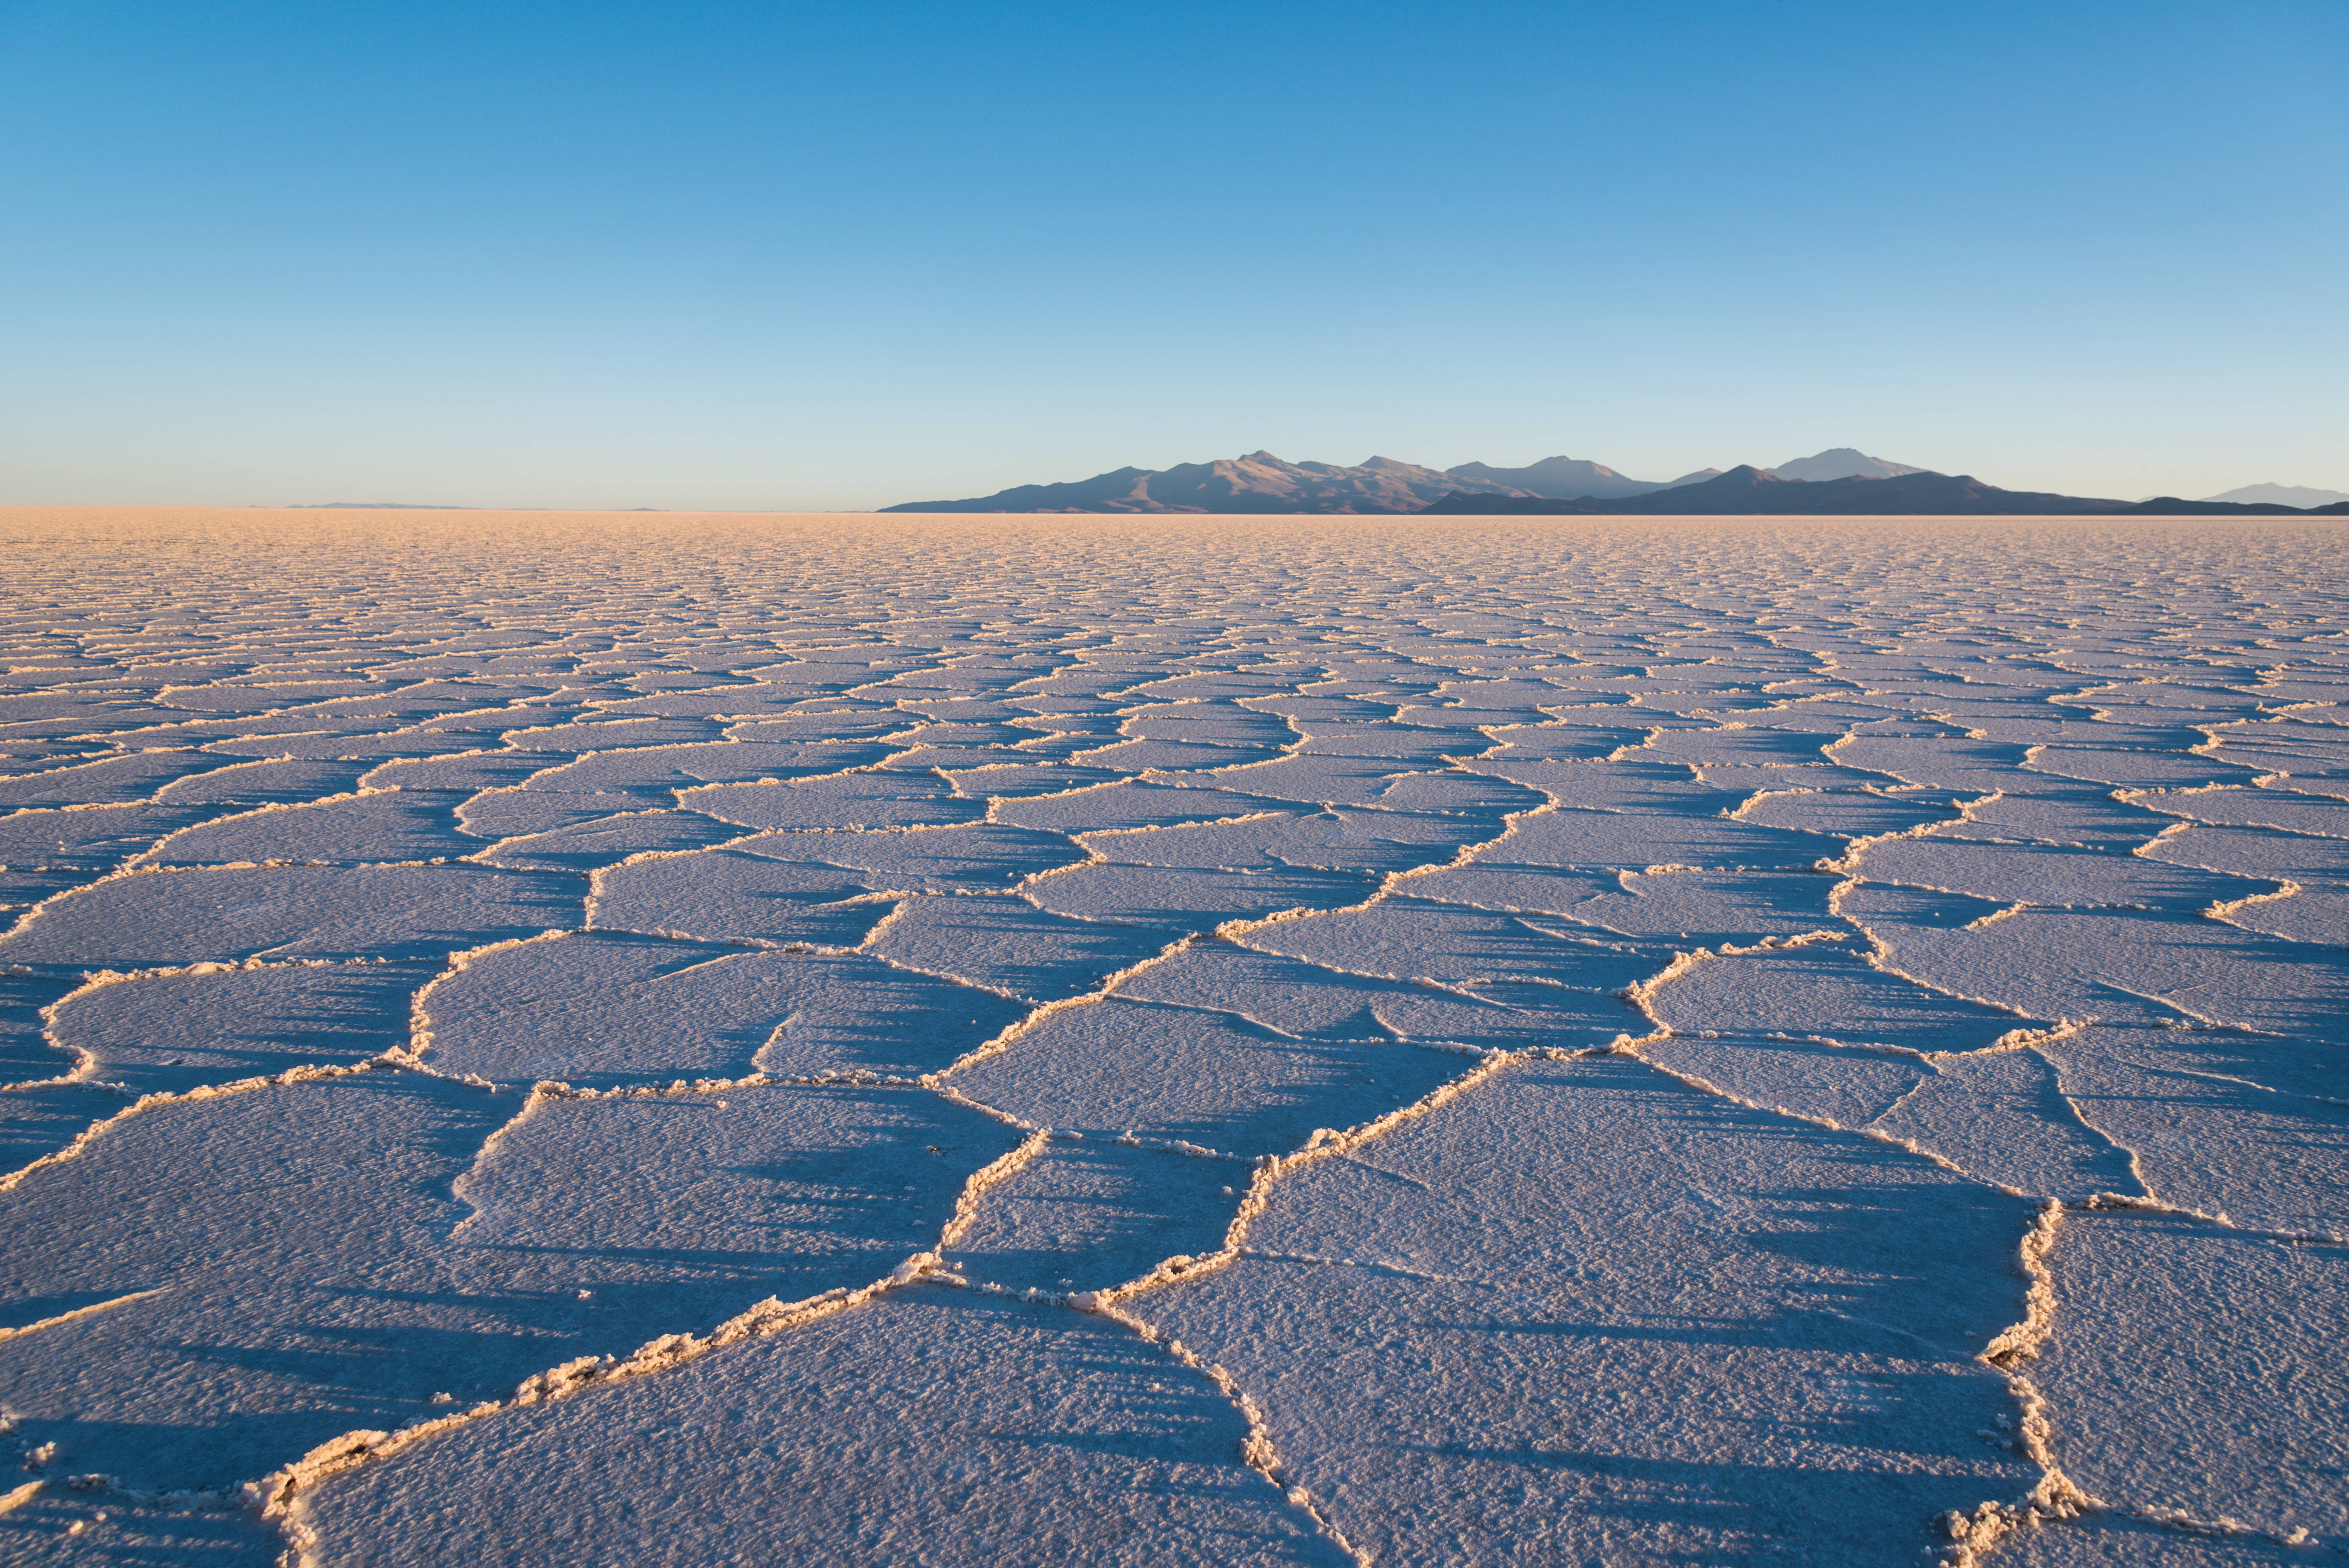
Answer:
[1765, 448, 1926, 482]
[883, 451, 1527, 514]
[2198, 482, 2349, 508]
[1441, 456, 1721, 499]
[886, 448, 2349, 516]
[884, 448, 1840, 513]
[1425, 467, 2349, 516]
[1427, 467, 2164, 516]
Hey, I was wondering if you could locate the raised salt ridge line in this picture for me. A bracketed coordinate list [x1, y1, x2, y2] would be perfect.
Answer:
[0, 509, 2343, 1565]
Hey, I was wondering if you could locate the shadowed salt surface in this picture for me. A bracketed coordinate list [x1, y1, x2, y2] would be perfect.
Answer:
[1135, 1055, 2040, 1563]
[293, 1286, 1345, 1568]
[1, 507, 2344, 1564]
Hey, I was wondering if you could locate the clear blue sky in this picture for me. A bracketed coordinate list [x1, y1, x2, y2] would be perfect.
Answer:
[4, 0, 2343, 509]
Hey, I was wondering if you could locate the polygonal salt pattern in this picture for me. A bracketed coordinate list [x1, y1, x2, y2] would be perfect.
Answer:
[0, 509, 2343, 1564]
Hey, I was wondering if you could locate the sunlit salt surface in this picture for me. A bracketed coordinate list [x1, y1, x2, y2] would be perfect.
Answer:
[2, 508, 2342, 1566]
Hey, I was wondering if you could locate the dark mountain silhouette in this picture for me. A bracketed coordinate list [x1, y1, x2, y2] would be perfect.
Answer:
[1440, 455, 1714, 499]
[885, 465, 1160, 513]
[886, 450, 2349, 517]
[884, 452, 1535, 513]
[1422, 468, 2349, 516]
[2122, 497, 2349, 515]
[1442, 447, 1916, 498]
[1421, 466, 2129, 515]
[1765, 448, 1926, 481]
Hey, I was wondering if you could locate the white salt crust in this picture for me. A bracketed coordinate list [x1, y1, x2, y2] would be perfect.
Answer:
[0, 508, 2342, 1564]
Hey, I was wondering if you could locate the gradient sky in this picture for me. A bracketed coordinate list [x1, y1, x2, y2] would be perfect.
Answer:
[4, 0, 2344, 510]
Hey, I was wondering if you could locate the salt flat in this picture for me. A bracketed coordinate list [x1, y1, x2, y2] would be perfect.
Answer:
[0, 507, 2342, 1566]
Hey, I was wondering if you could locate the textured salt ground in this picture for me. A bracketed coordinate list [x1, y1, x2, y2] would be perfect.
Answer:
[2025, 1210, 2349, 1544]
[2033, 1025, 2349, 1239]
[0, 509, 2345, 1564]
[1998, 1516, 2316, 1566]
[0, 1073, 1016, 1495]
[1131, 1055, 2041, 1565]
[0, 864, 580, 969]
[415, 932, 1032, 1085]
[865, 893, 1178, 1003]
[48, 959, 435, 1096]
[0, 1491, 285, 1566]
[290, 1287, 1345, 1568]
[942, 1139, 1244, 1294]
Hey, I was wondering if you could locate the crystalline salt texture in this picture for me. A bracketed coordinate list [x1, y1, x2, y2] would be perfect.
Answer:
[867, 894, 1177, 1003]
[947, 994, 1469, 1155]
[0, 1487, 286, 1565]
[46, 959, 433, 1097]
[987, 777, 1273, 834]
[2034, 1024, 2349, 1235]
[294, 1286, 1346, 1567]
[1868, 1047, 2143, 1200]
[0, 863, 579, 968]
[469, 807, 750, 872]
[2142, 822, 2349, 882]
[0, 1082, 123, 1170]
[1994, 1515, 2307, 1566]
[1082, 806, 1491, 877]
[1554, 867, 1842, 943]
[1645, 944, 2028, 1054]
[2212, 882, 2349, 946]
[585, 847, 886, 948]
[133, 789, 483, 867]
[1853, 834, 2261, 912]
[4, 511, 2346, 1561]
[1023, 860, 1374, 930]
[1841, 888, 2349, 1039]
[2026, 1210, 2349, 1542]
[943, 1140, 1244, 1293]
[1638, 1033, 1930, 1128]
[749, 821, 1088, 894]
[0, 803, 221, 889]
[0, 1071, 1015, 1496]
[450, 1081, 1023, 1330]
[1114, 941, 1623, 1055]
[0, 1072, 522, 1492]
[1240, 895, 1662, 995]
[420, 931, 1033, 1085]
[1475, 803, 1831, 872]
[1133, 1054, 2040, 1565]
[0, 751, 246, 808]
[678, 769, 989, 832]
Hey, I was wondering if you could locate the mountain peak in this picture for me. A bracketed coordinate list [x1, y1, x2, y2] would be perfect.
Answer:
[1420, 467, 2133, 516]
[1443, 454, 1674, 501]
[1766, 448, 1929, 482]
[880, 445, 2185, 515]
[884, 451, 1540, 513]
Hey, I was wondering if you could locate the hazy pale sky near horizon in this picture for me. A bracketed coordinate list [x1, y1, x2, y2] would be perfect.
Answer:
[4, 1, 2344, 511]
